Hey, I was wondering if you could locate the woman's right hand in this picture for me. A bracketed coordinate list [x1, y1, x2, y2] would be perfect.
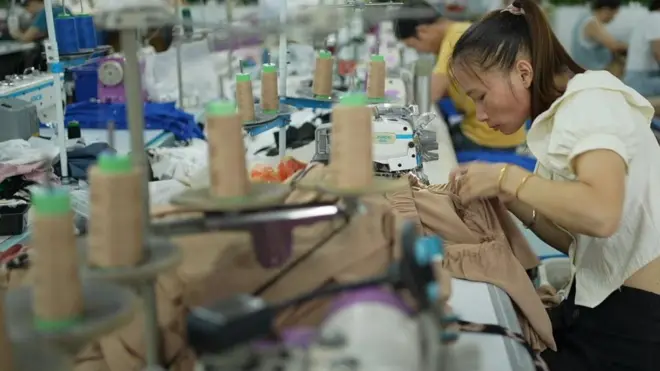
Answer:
[450, 164, 516, 204]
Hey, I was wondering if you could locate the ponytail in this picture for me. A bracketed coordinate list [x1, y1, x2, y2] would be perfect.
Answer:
[450, 0, 584, 119]
[516, 0, 584, 118]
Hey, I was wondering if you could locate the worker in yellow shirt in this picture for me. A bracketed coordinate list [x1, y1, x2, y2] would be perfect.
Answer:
[394, 2, 526, 152]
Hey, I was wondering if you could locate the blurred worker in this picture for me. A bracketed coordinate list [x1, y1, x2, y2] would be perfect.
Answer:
[9, 0, 71, 43]
[624, 0, 660, 104]
[394, 1, 525, 152]
[571, 0, 627, 72]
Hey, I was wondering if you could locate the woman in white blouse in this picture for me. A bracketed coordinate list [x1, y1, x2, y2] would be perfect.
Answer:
[448, 0, 660, 370]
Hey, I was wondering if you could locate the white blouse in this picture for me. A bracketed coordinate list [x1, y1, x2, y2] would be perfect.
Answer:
[527, 70, 660, 308]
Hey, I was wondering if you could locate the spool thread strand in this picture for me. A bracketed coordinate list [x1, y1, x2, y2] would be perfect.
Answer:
[88, 165, 145, 268]
[330, 96, 373, 189]
[54, 16, 79, 55]
[261, 69, 279, 113]
[236, 77, 256, 122]
[206, 101, 250, 198]
[32, 188, 83, 328]
[313, 56, 334, 97]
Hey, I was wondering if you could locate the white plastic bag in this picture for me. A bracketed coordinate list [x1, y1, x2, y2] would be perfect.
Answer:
[142, 40, 219, 105]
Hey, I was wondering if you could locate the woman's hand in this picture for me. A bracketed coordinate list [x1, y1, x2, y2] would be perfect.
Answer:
[451, 162, 512, 203]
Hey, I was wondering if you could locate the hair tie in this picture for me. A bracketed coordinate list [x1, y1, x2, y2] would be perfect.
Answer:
[501, 3, 525, 15]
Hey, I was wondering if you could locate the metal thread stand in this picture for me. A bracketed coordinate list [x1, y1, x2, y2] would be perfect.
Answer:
[175, 2, 185, 108]
[119, 29, 163, 369]
[43, 0, 68, 179]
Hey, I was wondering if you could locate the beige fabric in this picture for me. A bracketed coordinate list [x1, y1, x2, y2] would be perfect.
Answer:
[386, 175, 555, 352]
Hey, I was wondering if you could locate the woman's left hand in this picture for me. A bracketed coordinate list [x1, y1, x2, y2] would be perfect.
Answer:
[456, 162, 508, 203]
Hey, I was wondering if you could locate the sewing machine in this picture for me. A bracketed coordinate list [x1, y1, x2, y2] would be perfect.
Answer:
[97, 54, 149, 103]
[0, 70, 65, 125]
[313, 104, 432, 182]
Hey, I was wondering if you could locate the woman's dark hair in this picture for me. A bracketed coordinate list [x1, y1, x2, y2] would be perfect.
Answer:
[449, 0, 584, 120]
[393, 1, 442, 40]
[649, 0, 660, 11]
[591, 0, 622, 10]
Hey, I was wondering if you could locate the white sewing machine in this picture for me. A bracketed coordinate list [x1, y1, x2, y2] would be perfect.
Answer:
[313, 104, 432, 182]
[0, 72, 65, 125]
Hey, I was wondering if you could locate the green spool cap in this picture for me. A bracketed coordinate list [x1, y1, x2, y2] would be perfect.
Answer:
[32, 187, 71, 216]
[371, 54, 385, 62]
[236, 73, 251, 82]
[35, 317, 81, 332]
[206, 100, 237, 116]
[77, 14, 92, 18]
[340, 92, 368, 107]
[68, 121, 80, 127]
[318, 50, 332, 59]
[98, 153, 133, 174]
[262, 63, 277, 73]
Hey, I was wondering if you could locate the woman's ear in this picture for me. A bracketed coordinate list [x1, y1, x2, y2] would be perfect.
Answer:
[515, 60, 533, 89]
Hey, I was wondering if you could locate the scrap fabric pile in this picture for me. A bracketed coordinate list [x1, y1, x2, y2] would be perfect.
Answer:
[0, 139, 59, 205]
[250, 156, 307, 183]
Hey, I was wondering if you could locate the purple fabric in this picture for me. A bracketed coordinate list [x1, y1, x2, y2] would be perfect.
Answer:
[251, 327, 317, 350]
[327, 288, 411, 319]
[385, 90, 400, 100]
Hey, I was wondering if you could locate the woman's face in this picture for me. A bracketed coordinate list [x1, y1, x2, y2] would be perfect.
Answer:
[451, 59, 532, 135]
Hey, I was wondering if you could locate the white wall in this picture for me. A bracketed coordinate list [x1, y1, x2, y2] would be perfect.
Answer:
[552, 2, 650, 49]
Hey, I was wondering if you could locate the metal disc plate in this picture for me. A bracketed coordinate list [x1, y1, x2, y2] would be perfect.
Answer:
[171, 182, 290, 212]
[6, 282, 137, 354]
[98, 60, 124, 86]
[78, 236, 182, 285]
[243, 104, 297, 128]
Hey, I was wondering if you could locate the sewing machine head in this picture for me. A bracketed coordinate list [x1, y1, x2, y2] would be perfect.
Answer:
[313, 104, 433, 182]
[97, 55, 148, 103]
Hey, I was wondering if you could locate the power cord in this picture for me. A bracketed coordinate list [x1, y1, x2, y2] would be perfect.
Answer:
[271, 274, 393, 312]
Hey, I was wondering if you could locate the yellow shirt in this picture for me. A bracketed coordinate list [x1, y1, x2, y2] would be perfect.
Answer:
[434, 22, 526, 148]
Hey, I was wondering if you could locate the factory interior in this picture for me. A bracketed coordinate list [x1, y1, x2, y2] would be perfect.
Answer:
[0, 0, 659, 370]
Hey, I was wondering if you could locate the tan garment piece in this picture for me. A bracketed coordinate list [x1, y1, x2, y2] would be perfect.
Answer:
[386, 175, 556, 352]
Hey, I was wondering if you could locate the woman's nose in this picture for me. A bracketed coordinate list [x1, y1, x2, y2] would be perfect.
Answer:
[476, 106, 488, 122]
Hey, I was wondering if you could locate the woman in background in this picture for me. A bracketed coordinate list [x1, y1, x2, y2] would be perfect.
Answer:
[624, 0, 660, 112]
[571, 0, 627, 73]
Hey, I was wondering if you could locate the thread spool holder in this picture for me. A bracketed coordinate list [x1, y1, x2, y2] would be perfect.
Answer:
[242, 103, 297, 128]
[5, 282, 137, 355]
[10, 340, 74, 371]
[78, 236, 182, 286]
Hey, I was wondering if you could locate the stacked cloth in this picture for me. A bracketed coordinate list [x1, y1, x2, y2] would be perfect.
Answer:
[0, 139, 58, 206]
[0, 164, 555, 370]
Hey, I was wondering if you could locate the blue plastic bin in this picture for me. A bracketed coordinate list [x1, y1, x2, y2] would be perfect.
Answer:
[72, 62, 98, 102]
